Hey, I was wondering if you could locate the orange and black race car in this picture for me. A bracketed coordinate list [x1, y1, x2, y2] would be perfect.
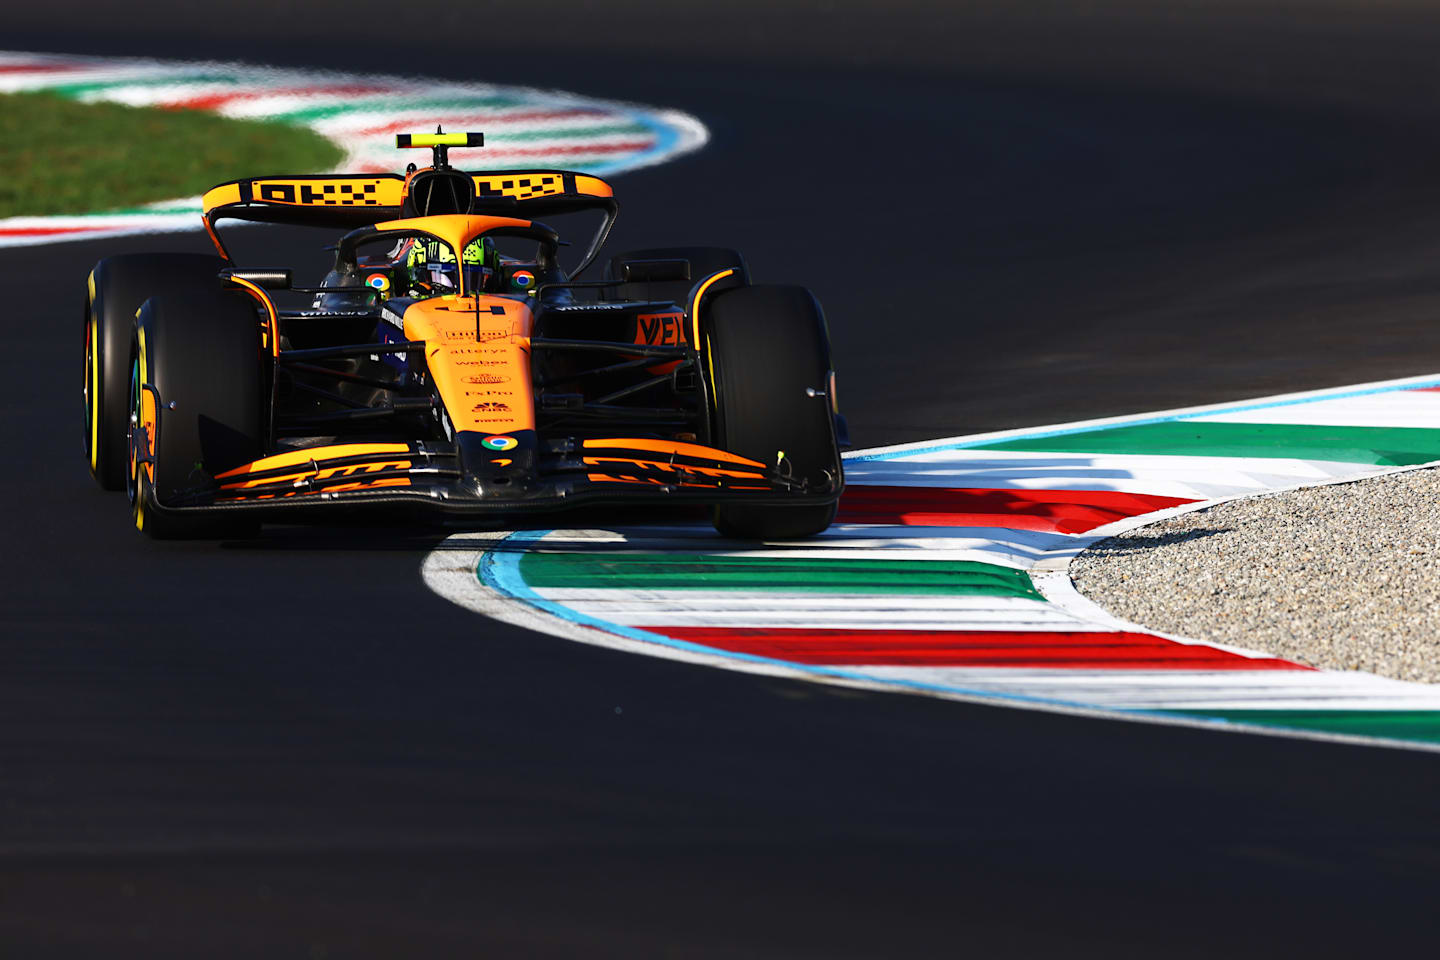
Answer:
[83, 132, 845, 539]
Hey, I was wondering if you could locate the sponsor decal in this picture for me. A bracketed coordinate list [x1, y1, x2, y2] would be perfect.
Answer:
[482, 435, 519, 451]
[473, 401, 512, 413]
[446, 328, 510, 342]
[463, 373, 511, 385]
[549, 302, 633, 312]
[476, 174, 565, 200]
[635, 311, 687, 346]
[256, 180, 386, 207]
[366, 273, 391, 293]
[510, 269, 535, 291]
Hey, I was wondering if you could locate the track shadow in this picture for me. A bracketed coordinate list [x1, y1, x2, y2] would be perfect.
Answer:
[219, 504, 714, 553]
[1083, 525, 1234, 556]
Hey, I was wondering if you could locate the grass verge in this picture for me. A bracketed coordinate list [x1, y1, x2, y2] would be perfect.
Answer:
[0, 91, 343, 218]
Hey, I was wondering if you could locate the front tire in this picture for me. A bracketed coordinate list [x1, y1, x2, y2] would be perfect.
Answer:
[128, 287, 264, 539]
[85, 253, 226, 489]
[706, 285, 842, 539]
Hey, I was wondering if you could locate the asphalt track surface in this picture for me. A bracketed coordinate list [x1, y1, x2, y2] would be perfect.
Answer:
[9, 2, 1440, 955]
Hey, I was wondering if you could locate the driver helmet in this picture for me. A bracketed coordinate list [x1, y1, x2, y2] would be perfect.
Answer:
[404, 236, 498, 296]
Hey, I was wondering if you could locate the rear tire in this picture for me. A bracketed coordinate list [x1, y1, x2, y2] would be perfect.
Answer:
[604, 246, 748, 303]
[706, 285, 842, 539]
[85, 253, 226, 489]
[128, 287, 264, 539]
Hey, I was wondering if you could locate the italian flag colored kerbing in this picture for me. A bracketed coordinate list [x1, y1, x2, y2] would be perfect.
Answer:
[427, 372, 1440, 750]
[0, 51, 707, 247]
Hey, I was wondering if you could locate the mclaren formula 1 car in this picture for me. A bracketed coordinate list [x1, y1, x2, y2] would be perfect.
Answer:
[83, 131, 845, 539]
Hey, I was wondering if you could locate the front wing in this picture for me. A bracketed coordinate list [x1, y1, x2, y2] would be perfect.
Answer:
[149, 437, 842, 523]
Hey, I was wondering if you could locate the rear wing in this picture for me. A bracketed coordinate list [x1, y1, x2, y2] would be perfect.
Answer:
[200, 169, 618, 275]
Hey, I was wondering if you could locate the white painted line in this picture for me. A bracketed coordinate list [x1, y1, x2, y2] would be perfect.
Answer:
[1191, 389, 1440, 427]
[856, 666, 1440, 711]
[844, 450, 1393, 498]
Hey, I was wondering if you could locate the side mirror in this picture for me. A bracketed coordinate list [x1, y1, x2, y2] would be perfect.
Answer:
[621, 258, 691, 283]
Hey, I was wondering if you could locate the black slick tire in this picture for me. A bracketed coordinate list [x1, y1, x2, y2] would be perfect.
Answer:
[128, 287, 263, 539]
[85, 253, 226, 490]
[706, 285, 842, 540]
